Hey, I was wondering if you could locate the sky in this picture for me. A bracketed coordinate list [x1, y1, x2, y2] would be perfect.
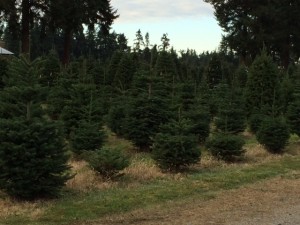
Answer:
[111, 0, 222, 54]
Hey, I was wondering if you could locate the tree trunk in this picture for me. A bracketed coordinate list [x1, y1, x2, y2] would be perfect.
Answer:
[62, 29, 72, 65]
[21, 0, 30, 54]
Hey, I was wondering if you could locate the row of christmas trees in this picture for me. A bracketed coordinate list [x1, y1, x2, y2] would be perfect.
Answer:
[0, 47, 299, 200]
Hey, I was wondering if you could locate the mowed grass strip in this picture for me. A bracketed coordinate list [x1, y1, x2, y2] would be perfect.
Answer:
[1, 155, 300, 225]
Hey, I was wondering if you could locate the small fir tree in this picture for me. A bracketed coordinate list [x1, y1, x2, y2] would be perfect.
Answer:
[86, 147, 130, 180]
[0, 119, 71, 199]
[256, 117, 290, 153]
[152, 118, 201, 171]
[60, 83, 103, 136]
[215, 86, 246, 134]
[125, 94, 170, 150]
[123, 72, 172, 150]
[70, 121, 106, 156]
[206, 133, 245, 161]
[113, 53, 136, 94]
[183, 104, 210, 143]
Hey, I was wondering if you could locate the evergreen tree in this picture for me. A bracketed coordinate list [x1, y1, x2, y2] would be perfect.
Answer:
[183, 104, 210, 143]
[206, 133, 245, 162]
[123, 71, 173, 150]
[86, 146, 130, 180]
[0, 56, 71, 199]
[233, 64, 248, 88]
[152, 118, 201, 171]
[159, 33, 170, 51]
[106, 51, 123, 85]
[0, 58, 8, 89]
[70, 120, 106, 156]
[245, 49, 281, 117]
[286, 77, 300, 136]
[215, 86, 246, 134]
[125, 93, 170, 150]
[205, 53, 223, 88]
[50, 0, 118, 64]
[0, 56, 45, 119]
[205, 0, 300, 68]
[133, 29, 145, 53]
[117, 33, 129, 52]
[286, 99, 300, 136]
[60, 83, 103, 136]
[113, 53, 136, 95]
[106, 96, 128, 136]
[257, 117, 290, 153]
[40, 50, 61, 87]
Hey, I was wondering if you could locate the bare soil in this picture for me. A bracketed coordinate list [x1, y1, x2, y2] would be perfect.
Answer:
[84, 172, 300, 225]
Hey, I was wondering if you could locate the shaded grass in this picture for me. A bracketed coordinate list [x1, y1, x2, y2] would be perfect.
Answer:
[2, 155, 300, 225]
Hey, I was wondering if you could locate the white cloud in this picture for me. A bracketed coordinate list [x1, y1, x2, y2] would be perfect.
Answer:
[111, 0, 214, 23]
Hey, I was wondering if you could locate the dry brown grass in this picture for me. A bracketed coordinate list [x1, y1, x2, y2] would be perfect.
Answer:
[123, 155, 166, 181]
[0, 196, 45, 219]
[199, 153, 228, 169]
[66, 160, 117, 192]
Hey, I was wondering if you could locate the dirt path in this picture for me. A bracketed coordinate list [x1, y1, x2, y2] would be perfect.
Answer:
[84, 172, 300, 225]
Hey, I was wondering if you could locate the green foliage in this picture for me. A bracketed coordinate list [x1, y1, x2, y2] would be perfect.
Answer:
[245, 49, 281, 116]
[248, 113, 268, 134]
[40, 50, 61, 87]
[155, 51, 177, 80]
[0, 119, 71, 200]
[205, 53, 223, 88]
[113, 53, 136, 94]
[205, 0, 300, 68]
[279, 74, 294, 114]
[233, 64, 248, 88]
[206, 133, 245, 161]
[152, 119, 201, 171]
[60, 83, 103, 135]
[286, 79, 300, 136]
[256, 117, 290, 153]
[47, 75, 74, 120]
[106, 51, 123, 85]
[214, 86, 246, 134]
[106, 98, 128, 136]
[287, 100, 300, 136]
[178, 82, 196, 111]
[183, 105, 210, 143]
[0, 55, 71, 200]
[86, 147, 130, 179]
[0, 58, 8, 89]
[215, 107, 246, 134]
[125, 94, 170, 150]
[70, 121, 106, 156]
[0, 56, 46, 120]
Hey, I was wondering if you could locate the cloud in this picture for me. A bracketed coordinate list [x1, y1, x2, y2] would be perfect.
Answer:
[111, 0, 214, 23]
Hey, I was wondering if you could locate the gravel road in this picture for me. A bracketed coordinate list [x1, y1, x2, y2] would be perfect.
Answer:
[93, 173, 300, 225]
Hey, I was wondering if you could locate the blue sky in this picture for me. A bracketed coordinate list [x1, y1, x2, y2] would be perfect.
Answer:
[111, 0, 222, 53]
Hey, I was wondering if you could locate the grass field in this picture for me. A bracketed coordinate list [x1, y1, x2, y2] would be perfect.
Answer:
[0, 134, 299, 225]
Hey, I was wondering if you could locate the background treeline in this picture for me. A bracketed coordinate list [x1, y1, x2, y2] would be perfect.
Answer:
[0, 0, 300, 200]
